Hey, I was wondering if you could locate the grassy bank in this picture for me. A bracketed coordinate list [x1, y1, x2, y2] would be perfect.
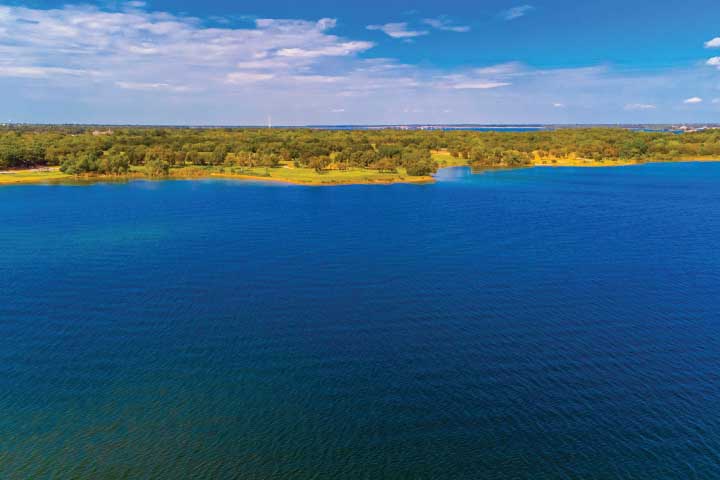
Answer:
[431, 151, 471, 168]
[0, 165, 433, 186]
[211, 169, 432, 185]
[432, 150, 720, 169]
[0, 168, 73, 185]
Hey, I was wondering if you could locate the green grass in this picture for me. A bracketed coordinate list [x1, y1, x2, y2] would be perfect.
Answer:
[431, 151, 470, 168]
[0, 165, 434, 186]
[0, 169, 72, 184]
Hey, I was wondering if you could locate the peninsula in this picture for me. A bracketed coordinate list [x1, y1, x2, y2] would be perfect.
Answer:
[1, 126, 718, 186]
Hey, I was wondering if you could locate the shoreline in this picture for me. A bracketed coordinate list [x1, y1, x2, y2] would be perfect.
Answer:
[531, 156, 720, 168]
[0, 167, 435, 187]
[467, 158, 720, 173]
[208, 172, 435, 186]
[1, 159, 718, 187]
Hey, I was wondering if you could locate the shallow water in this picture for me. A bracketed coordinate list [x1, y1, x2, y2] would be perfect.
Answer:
[1, 163, 719, 478]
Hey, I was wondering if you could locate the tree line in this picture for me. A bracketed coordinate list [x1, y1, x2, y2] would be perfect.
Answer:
[0, 126, 718, 175]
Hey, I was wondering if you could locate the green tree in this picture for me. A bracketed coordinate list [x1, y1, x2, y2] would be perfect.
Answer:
[308, 156, 331, 172]
[144, 157, 170, 177]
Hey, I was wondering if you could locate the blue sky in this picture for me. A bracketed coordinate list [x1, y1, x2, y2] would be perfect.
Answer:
[2, 0, 720, 124]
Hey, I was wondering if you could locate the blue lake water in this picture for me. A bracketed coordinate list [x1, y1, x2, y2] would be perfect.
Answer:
[1, 163, 720, 478]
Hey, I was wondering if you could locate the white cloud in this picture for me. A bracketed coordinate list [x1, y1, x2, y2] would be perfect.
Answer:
[705, 37, 720, 48]
[367, 23, 429, 39]
[0, 66, 93, 78]
[276, 42, 374, 58]
[451, 81, 511, 90]
[472, 63, 525, 76]
[501, 5, 534, 21]
[684, 97, 703, 104]
[422, 18, 470, 33]
[116, 81, 190, 92]
[553, 103, 565, 108]
[0, 3, 718, 124]
[331, 108, 345, 113]
[0, 4, 372, 93]
[713, 98, 720, 104]
[225, 72, 275, 84]
[126, 43, 161, 55]
[625, 103, 656, 110]
[234, 59, 291, 70]
[706, 57, 720, 68]
[290, 75, 343, 83]
[316, 18, 337, 30]
[434, 66, 518, 90]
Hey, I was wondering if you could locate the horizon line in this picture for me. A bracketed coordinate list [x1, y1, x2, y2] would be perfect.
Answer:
[2, 122, 716, 128]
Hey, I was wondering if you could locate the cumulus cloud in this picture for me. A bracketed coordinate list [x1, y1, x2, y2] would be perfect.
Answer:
[705, 37, 720, 48]
[0, 3, 718, 124]
[422, 17, 470, 33]
[501, 5, 534, 21]
[552, 103, 565, 108]
[707, 57, 720, 68]
[367, 22, 429, 39]
[0, 4, 371, 92]
[684, 97, 703, 104]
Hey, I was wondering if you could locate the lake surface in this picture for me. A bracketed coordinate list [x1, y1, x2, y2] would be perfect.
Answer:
[2, 163, 720, 479]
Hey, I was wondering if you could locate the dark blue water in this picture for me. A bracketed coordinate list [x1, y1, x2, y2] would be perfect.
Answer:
[2, 163, 720, 479]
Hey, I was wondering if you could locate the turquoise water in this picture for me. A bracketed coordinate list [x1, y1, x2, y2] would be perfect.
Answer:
[1, 163, 720, 478]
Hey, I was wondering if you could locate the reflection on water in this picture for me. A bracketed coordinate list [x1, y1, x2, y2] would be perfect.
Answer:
[433, 166, 473, 181]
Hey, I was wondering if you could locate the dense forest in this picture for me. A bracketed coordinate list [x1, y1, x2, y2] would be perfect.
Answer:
[1, 126, 719, 176]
